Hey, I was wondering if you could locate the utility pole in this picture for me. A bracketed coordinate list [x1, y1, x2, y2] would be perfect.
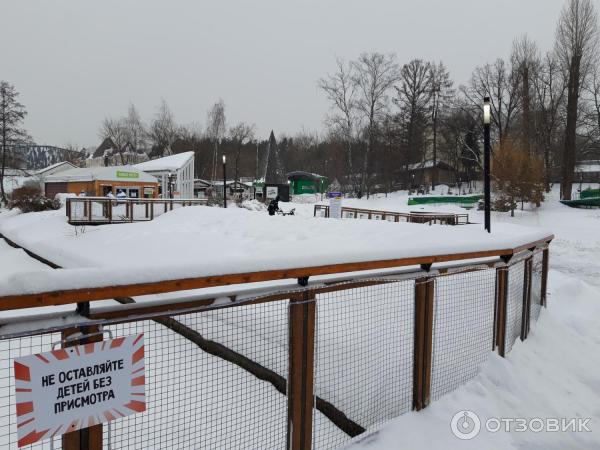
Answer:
[483, 97, 491, 233]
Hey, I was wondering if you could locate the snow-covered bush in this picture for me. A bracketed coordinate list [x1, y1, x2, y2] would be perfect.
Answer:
[9, 186, 60, 213]
[241, 199, 267, 211]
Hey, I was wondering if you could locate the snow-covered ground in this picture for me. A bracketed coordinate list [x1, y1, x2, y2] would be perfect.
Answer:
[0, 186, 598, 449]
[342, 187, 600, 450]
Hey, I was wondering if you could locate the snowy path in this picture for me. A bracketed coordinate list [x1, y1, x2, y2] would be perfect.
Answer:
[344, 188, 600, 450]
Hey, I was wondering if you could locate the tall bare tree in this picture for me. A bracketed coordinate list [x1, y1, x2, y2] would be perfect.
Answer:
[318, 59, 358, 191]
[206, 100, 226, 182]
[394, 59, 432, 188]
[429, 61, 454, 188]
[229, 122, 255, 185]
[0, 81, 28, 204]
[99, 118, 128, 163]
[461, 58, 520, 145]
[555, 0, 599, 199]
[352, 52, 400, 196]
[532, 53, 567, 190]
[512, 35, 541, 155]
[123, 103, 147, 151]
[148, 99, 178, 158]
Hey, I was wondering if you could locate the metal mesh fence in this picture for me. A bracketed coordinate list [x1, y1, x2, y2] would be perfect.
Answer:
[0, 251, 548, 450]
[312, 280, 415, 450]
[430, 269, 496, 401]
[505, 261, 525, 353]
[531, 252, 543, 323]
[0, 332, 61, 450]
[105, 300, 289, 450]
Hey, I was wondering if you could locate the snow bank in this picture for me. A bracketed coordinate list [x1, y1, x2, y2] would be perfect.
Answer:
[0, 205, 551, 297]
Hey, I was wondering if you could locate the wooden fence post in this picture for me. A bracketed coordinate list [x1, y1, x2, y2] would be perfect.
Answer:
[541, 248, 549, 307]
[520, 258, 533, 341]
[495, 266, 509, 357]
[287, 291, 316, 450]
[413, 277, 434, 411]
[61, 326, 103, 450]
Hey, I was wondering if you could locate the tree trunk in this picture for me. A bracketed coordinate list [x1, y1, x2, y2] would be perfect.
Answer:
[561, 55, 581, 201]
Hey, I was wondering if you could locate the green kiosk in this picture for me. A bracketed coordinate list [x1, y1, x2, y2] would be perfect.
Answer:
[287, 171, 330, 195]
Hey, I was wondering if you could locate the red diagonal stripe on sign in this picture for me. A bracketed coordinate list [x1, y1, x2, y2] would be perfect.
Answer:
[16, 388, 32, 393]
[51, 425, 63, 438]
[35, 354, 50, 364]
[132, 346, 144, 365]
[18, 429, 49, 447]
[131, 375, 145, 386]
[110, 337, 125, 349]
[123, 400, 146, 413]
[132, 333, 144, 346]
[17, 417, 34, 429]
[51, 349, 69, 361]
[16, 402, 33, 417]
[14, 362, 31, 382]
[84, 343, 95, 354]
[103, 410, 116, 422]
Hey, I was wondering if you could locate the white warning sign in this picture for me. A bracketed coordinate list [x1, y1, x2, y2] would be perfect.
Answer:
[13, 334, 145, 447]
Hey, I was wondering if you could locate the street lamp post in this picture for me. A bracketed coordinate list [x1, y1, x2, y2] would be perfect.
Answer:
[222, 154, 227, 209]
[483, 97, 491, 233]
[168, 172, 174, 199]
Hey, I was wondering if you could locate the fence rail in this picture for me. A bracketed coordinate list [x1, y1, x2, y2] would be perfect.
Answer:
[65, 197, 208, 225]
[314, 205, 469, 225]
[0, 235, 552, 450]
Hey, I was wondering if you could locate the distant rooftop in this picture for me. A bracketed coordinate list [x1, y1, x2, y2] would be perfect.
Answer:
[135, 152, 194, 172]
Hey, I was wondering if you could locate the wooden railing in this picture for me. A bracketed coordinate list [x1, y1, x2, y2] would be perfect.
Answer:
[65, 197, 208, 225]
[313, 205, 469, 225]
[0, 234, 552, 450]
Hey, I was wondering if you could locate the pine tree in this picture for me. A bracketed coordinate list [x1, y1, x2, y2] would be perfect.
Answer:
[0, 81, 28, 204]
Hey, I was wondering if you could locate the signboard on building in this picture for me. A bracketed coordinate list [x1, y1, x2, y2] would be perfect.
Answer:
[328, 192, 342, 218]
[266, 186, 279, 199]
[13, 334, 145, 447]
[116, 170, 140, 179]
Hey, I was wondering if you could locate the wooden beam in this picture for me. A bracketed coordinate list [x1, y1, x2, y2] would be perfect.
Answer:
[0, 238, 553, 312]
[287, 292, 316, 450]
[495, 268, 508, 357]
[413, 277, 434, 410]
[541, 248, 549, 307]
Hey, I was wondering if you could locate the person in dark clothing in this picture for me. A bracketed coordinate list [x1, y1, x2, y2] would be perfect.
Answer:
[268, 196, 280, 216]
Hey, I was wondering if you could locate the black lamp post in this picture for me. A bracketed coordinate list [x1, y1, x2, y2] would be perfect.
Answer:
[222, 154, 227, 209]
[168, 172, 174, 199]
[483, 97, 491, 233]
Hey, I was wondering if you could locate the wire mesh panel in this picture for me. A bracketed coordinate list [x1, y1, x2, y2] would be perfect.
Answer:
[105, 301, 289, 449]
[505, 261, 525, 354]
[312, 280, 414, 450]
[531, 252, 543, 323]
[0, 332, 61, 450]
[430, 269, 496, 401]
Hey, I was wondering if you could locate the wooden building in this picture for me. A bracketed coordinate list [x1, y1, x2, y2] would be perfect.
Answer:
[44, 166, 159, 199]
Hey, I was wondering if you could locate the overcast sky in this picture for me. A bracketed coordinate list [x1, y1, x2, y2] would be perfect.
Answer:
[4, 0, 566, 149]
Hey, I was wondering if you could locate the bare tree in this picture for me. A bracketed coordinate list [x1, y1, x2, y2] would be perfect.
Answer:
[206, 99, 226, 182]
[318, 59, 358, 191]
[555, 0, 599, 199]
[148, 99, 178, 158]
[352, 52, 400, 196]
[99, 117, 128, 164]
[512, 35, 541, 154]
[532, 52, 567, 190]
[229, 122, 255, 185]
[461, 58, 520, 145]
[394, 59, 432, 189]
[123, 103, 147, 151]
[429, 61, 454, 188]
[584, 64, 600, 146]
[0, 81, 28, 204]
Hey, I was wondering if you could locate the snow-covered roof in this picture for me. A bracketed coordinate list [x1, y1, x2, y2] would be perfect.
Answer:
[134, 151, 194, 172]
[576, 160, 600, 173]
[35, 161, 77, 175]
[44, 165, 157, 183]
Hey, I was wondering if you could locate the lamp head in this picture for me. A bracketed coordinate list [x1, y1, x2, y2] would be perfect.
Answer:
[222, 154, 226, 164]
[483, 97, 491, 125]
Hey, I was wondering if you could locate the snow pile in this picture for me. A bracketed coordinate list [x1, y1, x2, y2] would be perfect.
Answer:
[0, 205, 551, 297]
[241, 199, 266, 212]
